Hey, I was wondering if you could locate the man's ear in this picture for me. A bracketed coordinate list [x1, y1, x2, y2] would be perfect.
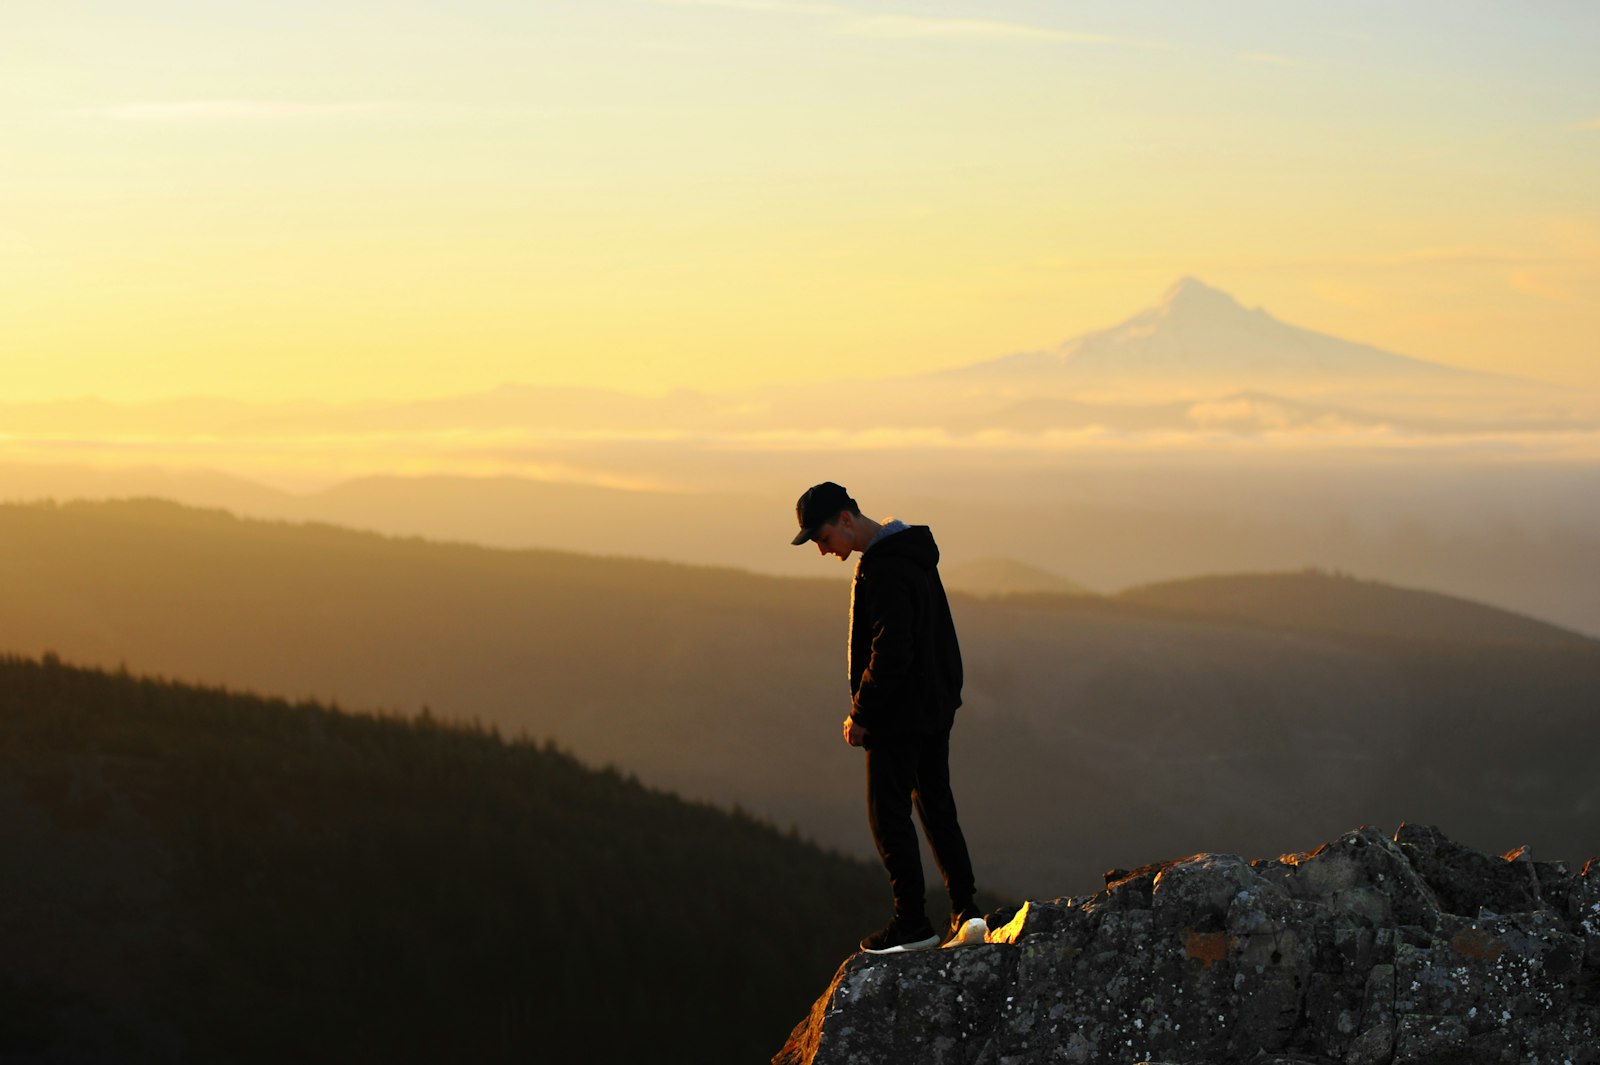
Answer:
[837, 510, 855, 533]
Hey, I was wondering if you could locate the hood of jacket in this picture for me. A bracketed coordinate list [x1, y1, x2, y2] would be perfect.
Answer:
[862, 523, 940, 570]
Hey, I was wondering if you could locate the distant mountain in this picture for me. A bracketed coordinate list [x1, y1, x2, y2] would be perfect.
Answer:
[0, 652, 886, 1064]
[9, 459, 1600, 638]
[4, 499, 1598, 897]
[942, 557, 1092, 598]
[1119, 569, 1590, 645]
[0, 461, 294, 514]
[954, 277, 1493, 392]
[759, 278, 1589, 437]
[2, 283, 1596, 488]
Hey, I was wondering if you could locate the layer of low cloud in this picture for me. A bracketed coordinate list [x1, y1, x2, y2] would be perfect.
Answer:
[11, 420, 1600, 472]
[649, 0, 1149, 46]
[1387, 246, 1553, 267]
[1238, 52, 1304, 67]
[654, 0, 842, 12]
[841, 15, 1123, 44]
[71, 100, 402, 123]
[1506, 269, 1577, 304]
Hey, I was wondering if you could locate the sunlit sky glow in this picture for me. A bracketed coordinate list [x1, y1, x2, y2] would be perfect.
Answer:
[4, 0, 1597, 403]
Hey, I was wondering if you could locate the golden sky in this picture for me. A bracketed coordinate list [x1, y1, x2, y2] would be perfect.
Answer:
[4, 0, 1597, 403]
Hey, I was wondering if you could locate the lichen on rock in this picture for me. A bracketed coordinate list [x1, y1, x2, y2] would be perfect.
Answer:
[774, 825, 1600, 1065]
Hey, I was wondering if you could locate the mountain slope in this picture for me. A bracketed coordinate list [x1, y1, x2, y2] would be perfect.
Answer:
[3, 498, 1598, 898]
[941, 557, 1091, 597]
[0, 652, 885, 1064]
[1119, 569, 1590, 645]
[9, 460, 1600, 641]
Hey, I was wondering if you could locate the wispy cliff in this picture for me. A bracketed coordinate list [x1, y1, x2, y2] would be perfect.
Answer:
[776, 825, 1599, 1064]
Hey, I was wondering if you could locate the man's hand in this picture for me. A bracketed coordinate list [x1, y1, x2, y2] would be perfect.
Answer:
[842, 715, 868, 748]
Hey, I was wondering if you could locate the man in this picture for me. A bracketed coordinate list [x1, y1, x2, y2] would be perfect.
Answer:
[790, 481, 986, 954]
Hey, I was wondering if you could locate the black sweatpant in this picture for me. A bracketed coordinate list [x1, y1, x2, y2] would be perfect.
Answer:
[865, 729, 976, 922]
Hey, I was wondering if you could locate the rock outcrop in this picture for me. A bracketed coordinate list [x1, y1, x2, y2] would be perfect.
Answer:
[776, 825, 1600, 1065]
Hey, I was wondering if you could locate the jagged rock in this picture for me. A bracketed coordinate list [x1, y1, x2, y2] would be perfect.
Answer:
[1394, 822, 1549, 920]
[775, 826, 1600, 1065]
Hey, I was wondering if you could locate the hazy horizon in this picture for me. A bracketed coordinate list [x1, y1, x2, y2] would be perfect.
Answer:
[7, 0, 1600, 795]
[6, 276, 1600, 505]
[7, 274, 1600, 637]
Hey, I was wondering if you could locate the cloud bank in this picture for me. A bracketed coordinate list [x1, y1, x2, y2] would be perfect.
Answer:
[72, 100, 402, 123]
[649, 0, 1149, 46]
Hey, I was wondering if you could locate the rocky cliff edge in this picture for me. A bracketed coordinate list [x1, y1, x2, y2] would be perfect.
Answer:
[775, 824, 1600, 1065]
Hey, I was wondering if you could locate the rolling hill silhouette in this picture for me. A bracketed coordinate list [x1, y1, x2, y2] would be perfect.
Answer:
[8, 460, 1600, 639]
[1120, 569, 1589, 645]
[941, 557, 1092, 597]
[2, 499, 1596, 897]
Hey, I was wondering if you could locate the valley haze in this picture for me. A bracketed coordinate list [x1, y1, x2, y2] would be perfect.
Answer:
[3, 500, 1596, 900]
[5, 280, 1600, 635]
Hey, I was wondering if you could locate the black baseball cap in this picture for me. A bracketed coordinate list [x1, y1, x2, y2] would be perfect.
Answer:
[790, 481, 856, 545]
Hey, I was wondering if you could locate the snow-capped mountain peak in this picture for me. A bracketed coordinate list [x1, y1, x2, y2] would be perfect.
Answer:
[960, 278, 1470, 390]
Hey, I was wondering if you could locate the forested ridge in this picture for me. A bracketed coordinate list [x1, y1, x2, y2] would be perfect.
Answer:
[6, 498, 1599, 897]
[0, 652, 884, 1064]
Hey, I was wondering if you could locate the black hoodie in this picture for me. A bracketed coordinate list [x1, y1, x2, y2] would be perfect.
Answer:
[848, 524, 964, 739]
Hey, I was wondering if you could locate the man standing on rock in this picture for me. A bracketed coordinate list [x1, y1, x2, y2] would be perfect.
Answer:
[790, 481, 986, 954]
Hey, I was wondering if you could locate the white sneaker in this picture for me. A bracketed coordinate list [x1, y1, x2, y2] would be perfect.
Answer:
[860, 916, 942, 954]
[942, 915, 988, 949]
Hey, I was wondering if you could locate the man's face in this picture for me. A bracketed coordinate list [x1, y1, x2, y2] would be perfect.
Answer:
[814, 518, 853, 562]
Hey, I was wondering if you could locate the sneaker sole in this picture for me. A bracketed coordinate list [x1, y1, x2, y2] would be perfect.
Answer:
[861, 934, 941, 955]
[941, 918, 988, 949]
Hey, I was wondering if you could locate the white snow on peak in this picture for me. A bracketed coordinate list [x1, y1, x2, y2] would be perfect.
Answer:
[959, 278, 1464, 386]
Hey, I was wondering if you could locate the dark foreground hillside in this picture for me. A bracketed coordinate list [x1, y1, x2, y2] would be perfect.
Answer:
[0, 653, 884, 1065]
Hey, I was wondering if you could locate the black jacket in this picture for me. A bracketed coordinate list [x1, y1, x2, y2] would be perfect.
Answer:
[848, 525, 963, 738]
